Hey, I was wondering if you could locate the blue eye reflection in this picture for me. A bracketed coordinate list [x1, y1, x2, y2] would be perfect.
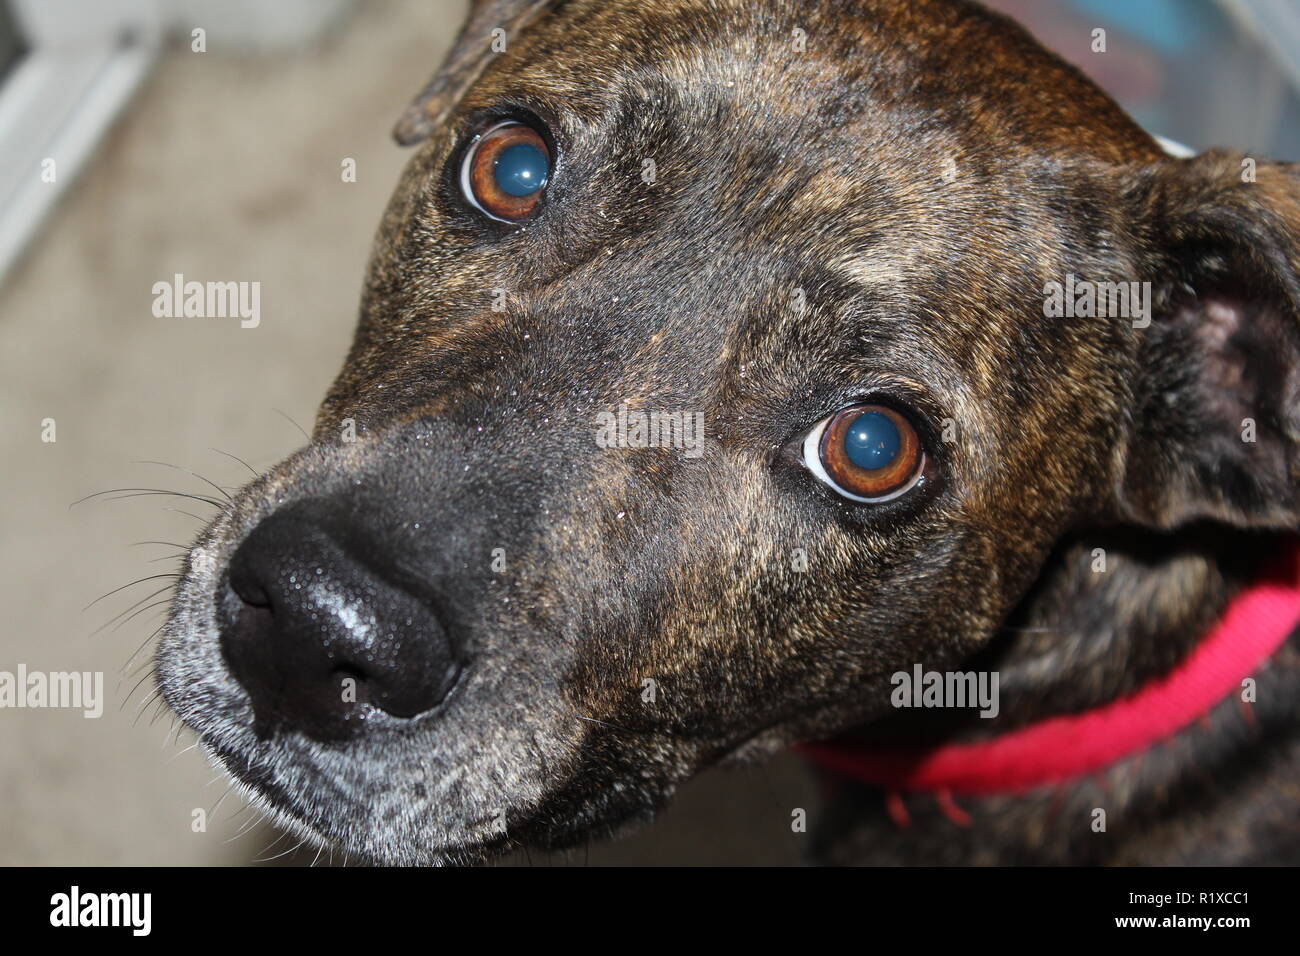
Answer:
[842, 410, 901, 471]
[494, 142, 548, 197]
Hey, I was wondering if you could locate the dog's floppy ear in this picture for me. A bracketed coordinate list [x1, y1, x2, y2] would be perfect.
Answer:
[393, 0, 554, 145]
[1117, 150, 1300, 531]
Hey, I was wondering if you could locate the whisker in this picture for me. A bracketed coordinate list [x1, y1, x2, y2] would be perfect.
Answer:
[121, 670, 157, 712]
[576, 714, 635, 734]
[109, 599, 171, 636]
[131, 686, 165, 726]
[71, 487, 226, 510]
[228, 802, 257, 826]
[273, 408, 312, 441]
[210, 782, 236, 818]
[146, 553, 187, 564]
[90, 584, 174, 634]
[133, 459, 233, 503]
[148, 696, 170, 726]
[253, 827, 294, 860]
[84, 573, 181, 611]
[101, 490, 226, 509]
[229, 809, 265, 842]
[209, 785, 240, 822]
[255, 834, 310, 865]
[211, 447, 261, 479]
[166, 738, 198, 762]
[122, 622, 168, 674]
[124, 650, 161, 682]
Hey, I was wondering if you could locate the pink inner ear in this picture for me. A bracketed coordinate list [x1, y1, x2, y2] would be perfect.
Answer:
[1199, 295, 1249, 399]
[1201, 295, 1243, 348]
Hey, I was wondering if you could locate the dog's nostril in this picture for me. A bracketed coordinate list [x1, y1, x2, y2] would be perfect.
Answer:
[228, 565, 272, 609]
[219, 502, 462, 742]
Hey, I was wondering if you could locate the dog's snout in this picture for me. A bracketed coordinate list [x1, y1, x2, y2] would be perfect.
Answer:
[220, 503, 461, 742]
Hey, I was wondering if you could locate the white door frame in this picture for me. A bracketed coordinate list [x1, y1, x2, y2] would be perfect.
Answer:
[0, 0, 162, 286]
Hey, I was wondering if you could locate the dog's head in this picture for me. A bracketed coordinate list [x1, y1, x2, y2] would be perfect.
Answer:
[157, 0, 1300, 864]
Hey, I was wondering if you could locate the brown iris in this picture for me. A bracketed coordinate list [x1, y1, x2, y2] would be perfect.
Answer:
[462, 122, 550, 222]
[818, 404, 924, 501]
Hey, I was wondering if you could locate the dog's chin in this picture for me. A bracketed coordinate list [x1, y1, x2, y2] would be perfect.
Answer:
[202, 736, 510, 866]
[178, 711, 573, 866]
[157, 611, 656, 866]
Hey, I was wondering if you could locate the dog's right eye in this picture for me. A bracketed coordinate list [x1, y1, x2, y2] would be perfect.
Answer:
[460, 121, 551, 223]
[802, 404, 926, 503]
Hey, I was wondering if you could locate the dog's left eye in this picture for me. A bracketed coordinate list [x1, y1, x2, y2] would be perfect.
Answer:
[802, 403, 926, 503]
[460, 121, 551, 222]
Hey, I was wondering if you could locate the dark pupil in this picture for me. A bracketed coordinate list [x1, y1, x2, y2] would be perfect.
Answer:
[843, 411, 901, 470]
[493, 142, 548, 197]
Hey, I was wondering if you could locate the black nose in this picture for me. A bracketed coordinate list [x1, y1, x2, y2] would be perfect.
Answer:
[220, 502, 461, 741]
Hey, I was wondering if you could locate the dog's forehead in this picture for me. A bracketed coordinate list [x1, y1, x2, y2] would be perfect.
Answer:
[473, 0, 1160, 166]
[332, 0, 1158, 430]
[434, 5, 1139, 403]
[452, 0, 1163, 319]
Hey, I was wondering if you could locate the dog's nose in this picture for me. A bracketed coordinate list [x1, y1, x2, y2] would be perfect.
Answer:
[220, 503, 461, 741]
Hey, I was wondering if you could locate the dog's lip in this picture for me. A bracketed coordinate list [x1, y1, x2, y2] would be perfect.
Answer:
[202, 734, 361, 852]
[203, 732, 515, 865]
[208, 739, 291, 803]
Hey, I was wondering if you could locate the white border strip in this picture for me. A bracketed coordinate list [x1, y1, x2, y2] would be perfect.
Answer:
[0, 42, 158, 286]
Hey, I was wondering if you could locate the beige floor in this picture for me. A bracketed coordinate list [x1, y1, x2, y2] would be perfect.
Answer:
[0, 0, 812, 866]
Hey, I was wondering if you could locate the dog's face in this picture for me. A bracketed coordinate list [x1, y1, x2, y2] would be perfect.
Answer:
[157, 0, 1300, 863]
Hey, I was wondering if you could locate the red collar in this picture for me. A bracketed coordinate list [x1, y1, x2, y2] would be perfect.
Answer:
[800, 543, 1300, 798]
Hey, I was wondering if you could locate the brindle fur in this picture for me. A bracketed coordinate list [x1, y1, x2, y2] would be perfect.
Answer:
[156, 0, 1300, 864]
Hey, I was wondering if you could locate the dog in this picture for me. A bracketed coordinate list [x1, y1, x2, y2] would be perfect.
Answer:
[155, 0, 1300, 865]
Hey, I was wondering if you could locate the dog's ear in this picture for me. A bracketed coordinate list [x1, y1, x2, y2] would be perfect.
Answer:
[393, 0, 554, 145]
[1117, 150, 1300, 531]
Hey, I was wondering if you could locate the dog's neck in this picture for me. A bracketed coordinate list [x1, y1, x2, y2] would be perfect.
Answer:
[816, 520, 1294, 764]
[805, 527, 1300, 863]
[968, 525, 1254, 728]
[857, 525, 1268, 745]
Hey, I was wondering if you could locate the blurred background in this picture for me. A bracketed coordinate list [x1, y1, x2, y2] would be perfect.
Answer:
[1, 0, 1297, 866]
